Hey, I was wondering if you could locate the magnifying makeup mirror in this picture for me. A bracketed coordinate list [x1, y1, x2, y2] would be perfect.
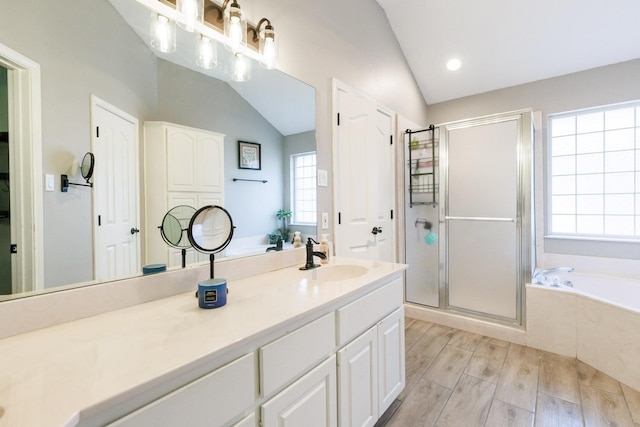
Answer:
[80, 152, 95, 184]
[187, 205, 234, 279]
[160, 205, 196, 268]
[61, 151, 94, 192]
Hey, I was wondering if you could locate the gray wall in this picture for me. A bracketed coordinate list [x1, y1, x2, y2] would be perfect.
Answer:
[0, 0, 158, 287]
[426, 59, 640, 126]
[427, 59, 640, 267]
[157, 60, 286, 239]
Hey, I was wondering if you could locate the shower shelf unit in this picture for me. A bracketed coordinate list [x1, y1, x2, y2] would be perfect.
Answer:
[406, 125, 438, 207]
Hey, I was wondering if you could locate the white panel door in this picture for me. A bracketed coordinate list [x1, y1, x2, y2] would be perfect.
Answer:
[335, 83, 395, 262]
[262, 356, 337, 427]
[93, 98, 140, 282]
[377, 307, 405, 414]
[337, 326, 378, 427]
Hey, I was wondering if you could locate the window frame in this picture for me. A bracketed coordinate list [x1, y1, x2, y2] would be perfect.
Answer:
[546, 100, 640, 244]
[289, 151, 317, 226]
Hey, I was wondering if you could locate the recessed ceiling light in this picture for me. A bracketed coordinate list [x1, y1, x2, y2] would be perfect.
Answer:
[446, 58, 461, 71]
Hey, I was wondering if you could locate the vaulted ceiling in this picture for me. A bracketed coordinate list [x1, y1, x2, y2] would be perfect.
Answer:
[376, 0, 640, 104]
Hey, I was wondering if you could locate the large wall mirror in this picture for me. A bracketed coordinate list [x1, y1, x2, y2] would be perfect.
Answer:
[0, 0, 316, 301]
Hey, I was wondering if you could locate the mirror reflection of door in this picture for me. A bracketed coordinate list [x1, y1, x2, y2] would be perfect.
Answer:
[0, 66, 9, 295]
[91, 97, 141, 282]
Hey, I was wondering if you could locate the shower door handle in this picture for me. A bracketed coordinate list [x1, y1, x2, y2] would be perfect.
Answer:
[444, 216, 516, 223]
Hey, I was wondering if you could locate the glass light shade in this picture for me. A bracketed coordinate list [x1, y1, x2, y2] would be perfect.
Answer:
[150, 13, 176, 53]
[232, 53, 251, 82]
[196, 35, 217, 69]
[259, 24, 278, 69]
[224, 2, 247, 51]
[177, 0, 203, 32]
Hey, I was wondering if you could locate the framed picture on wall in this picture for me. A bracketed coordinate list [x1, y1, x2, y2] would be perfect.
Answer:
[238, 141, 261, 170]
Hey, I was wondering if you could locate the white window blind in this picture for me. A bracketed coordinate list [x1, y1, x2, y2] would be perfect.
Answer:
[291, 152, 316, 225]
[549, 101, 640, 239]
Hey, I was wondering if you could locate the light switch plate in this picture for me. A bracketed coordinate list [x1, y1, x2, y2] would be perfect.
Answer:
[321, 212, 329, 229]
[45, 174, 54, 192]
[317, 169, 328, 187]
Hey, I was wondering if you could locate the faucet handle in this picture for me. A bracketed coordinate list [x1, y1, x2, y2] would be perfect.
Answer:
[307, 237, 319, 245]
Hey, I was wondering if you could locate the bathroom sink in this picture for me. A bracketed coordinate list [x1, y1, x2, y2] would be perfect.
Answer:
[308, 265, 369, 282]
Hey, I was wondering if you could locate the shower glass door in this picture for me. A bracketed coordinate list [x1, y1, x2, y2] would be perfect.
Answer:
[441, 112, 532, 324]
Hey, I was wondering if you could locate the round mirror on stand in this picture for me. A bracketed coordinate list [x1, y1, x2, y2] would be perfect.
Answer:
[188, 205, 234, 309]
[187, 205, 234, 279]
[160, 205, 197, 268]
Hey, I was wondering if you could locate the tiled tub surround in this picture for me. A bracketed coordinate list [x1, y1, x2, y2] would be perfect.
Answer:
[527, 272, 640, 392]
[0, 255, 407, 427]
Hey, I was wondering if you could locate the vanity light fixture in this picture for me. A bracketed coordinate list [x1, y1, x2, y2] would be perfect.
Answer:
[232, 52, 251, 81]
[253, 18, 277, 69]
[176, 0, 203, 32]
[223, 0, 247, 51]
[147, 0, 277, 78]
[150, 12, 176, 53]
[196, 34, 218, 69]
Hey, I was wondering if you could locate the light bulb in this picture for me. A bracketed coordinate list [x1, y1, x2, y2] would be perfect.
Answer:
[196, 35, 217, 69]
[259, 25, 277, 69]
[232, 53, 250, 82]
[228, 21, 242, 48]
[150, 14, 176, 53]
[224, 2, 246, 51]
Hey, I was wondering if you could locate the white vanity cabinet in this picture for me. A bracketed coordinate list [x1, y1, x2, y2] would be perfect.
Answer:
[336, 278, 405, 427]
[143, 121, 225, 267]
[93, 272, 403, 427]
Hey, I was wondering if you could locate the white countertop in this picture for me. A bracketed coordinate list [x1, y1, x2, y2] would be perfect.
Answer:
[0, 257, 406, 427]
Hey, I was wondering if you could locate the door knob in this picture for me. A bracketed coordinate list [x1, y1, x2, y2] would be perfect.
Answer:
[130, 227, 140, 235]
[371, 226, 382, 235]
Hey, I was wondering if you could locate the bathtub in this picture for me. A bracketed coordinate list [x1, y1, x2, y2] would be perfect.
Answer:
[527, 271, 640, 391]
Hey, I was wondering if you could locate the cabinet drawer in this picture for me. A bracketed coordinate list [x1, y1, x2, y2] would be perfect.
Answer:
[260, 312, 335, 397]
[109, 353, 256, 427]
[337, 277, 403, 346]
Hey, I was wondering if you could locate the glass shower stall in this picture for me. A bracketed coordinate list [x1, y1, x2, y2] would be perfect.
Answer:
[405, 110, 534, 326]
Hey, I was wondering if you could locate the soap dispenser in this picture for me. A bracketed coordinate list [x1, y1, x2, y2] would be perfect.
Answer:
[319, 234, 330, 264]
[293, 231, 302, 248]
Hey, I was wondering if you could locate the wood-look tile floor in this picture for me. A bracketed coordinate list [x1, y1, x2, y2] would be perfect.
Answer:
[381, 317, 640, 427]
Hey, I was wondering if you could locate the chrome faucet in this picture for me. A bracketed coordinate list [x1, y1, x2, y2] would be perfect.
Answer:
[533, 266, 574, 284]
[300, 237, 326, 270]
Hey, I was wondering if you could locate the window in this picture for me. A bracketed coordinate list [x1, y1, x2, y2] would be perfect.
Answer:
[291, 152, 317, 225]
[548, 101, 640, 239]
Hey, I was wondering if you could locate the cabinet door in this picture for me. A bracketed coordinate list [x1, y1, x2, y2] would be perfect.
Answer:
[377, 307, 405, 414]
[197, 132, 224, 193]
[108, 353, 256, 427]
[337, 326, 378, 427]
[167, 127, 198, 191]
[233, 412, 257, 427]
[262, 355, 337, 427]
